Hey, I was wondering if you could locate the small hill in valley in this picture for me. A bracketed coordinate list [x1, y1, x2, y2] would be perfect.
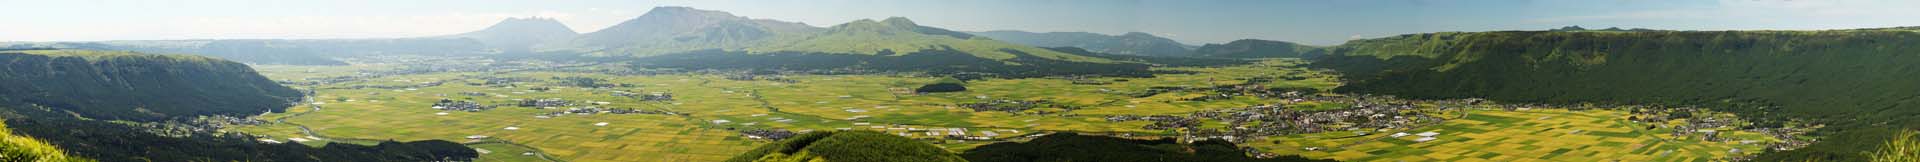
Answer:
[727, 131, 966, 162]
[961, 133, 1336, 162]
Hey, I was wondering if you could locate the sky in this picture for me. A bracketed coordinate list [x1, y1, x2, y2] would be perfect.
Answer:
[5, 0, 1920, 45]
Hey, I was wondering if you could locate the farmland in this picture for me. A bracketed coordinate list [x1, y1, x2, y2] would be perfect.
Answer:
[1248, 109, 1779, 162]
[226, 58, 1791, 162]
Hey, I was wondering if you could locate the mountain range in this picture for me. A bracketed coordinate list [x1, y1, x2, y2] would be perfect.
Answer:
[0, 6, 1331, 81]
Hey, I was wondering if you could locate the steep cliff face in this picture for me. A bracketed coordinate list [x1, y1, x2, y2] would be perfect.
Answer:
[0, 50, 301, 121]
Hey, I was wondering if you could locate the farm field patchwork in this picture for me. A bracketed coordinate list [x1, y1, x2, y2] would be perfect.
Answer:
[1247, 109, 1775, 162]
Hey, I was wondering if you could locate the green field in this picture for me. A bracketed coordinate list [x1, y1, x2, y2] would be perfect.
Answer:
[227, 59, 1779, 162]
[1247, 109, 1775, 162]
[230, 60, 1348, 161]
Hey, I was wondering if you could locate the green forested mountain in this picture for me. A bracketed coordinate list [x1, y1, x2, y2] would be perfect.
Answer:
[1191, 39, 1324, 58]
[727, 131, 966, 162]
[1310, 28, 1920, 161]
[0, 49, 475, 161]
[968, 30, 1194, 56]
[0, 50, 302, 121]
[444, 17, 579, 53]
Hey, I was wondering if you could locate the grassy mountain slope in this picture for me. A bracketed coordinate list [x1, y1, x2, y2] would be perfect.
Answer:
[1192, 39, 1324, 58]
[1310, 28, 1920, 161]
[0, 49, 302, 121]
[727, 131, 965, 162]
[0, 118, 91, 162]
[969, 30, 1194, 56]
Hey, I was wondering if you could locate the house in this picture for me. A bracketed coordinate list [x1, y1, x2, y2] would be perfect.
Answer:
[1413, 137, 1438, 142]
[1416, 132, 1440, 137]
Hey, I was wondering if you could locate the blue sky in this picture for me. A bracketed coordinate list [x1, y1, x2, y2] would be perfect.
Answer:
[5, 0, 1920, 45]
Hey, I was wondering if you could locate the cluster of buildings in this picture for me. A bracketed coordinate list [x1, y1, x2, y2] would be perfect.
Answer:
[739, 129, 797, 140]
[1120, 95, 1445, 143]
[1105, 115, 1199, 130]
[725, 74, 799, 83]
[431, 99, 494, 112]
[478, 77, 541, 86]
[516, 98, 574, 108]
[958, 100, 1077, 114]
[458, 91, 488, 97]
[610, 91, 673, 101]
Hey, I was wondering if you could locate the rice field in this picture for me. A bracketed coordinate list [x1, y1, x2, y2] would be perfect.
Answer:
[221, 59, 1367, 162]
[1247, 109, 1776, 162]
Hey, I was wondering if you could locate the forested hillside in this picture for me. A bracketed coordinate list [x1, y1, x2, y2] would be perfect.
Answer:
[727, 131, 965, 162]
[6, 118, 477, 162]
[1311, 28, 1920, 161]
[961, 133, 1334, 162]
[0, 49, 475, 161]
[0, 50, 302, 121]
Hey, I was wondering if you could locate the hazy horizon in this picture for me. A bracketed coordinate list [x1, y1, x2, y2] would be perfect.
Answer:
[7, 0, 1920, 45]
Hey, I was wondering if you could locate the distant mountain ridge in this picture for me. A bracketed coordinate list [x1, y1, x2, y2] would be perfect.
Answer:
[445, 17, 578, 53]
[1190, 39, 1323, 58]
[557, 6, 821, 56]
[969, 30, 1194, 56]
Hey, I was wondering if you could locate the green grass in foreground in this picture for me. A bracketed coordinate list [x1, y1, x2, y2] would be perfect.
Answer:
[1, 118, 93, 162]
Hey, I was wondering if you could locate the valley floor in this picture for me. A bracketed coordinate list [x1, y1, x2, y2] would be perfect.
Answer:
[224, 58, 1796, 162]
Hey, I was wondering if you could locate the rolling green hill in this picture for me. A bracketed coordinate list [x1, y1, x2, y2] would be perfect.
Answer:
[0, 49, 302, 121]
[727, 131, 966, 162]
[1310, 28, 1920, 161]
